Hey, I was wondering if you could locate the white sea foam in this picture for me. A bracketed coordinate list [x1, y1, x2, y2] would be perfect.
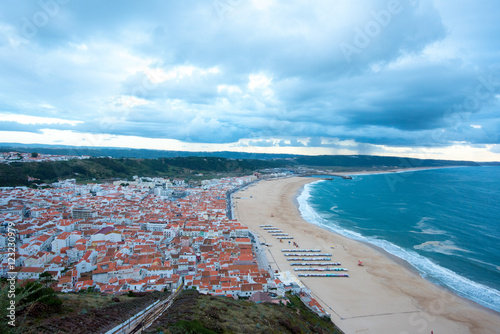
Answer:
[466, 257, 500, 270]
[297, 183, 500, 313]
[414, 217, 447, 235]
[414, 240, 471, 255]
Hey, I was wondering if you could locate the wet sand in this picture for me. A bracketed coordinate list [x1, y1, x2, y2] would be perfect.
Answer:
[234, 176, 500, 334]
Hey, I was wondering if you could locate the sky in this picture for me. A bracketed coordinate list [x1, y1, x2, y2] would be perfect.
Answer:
[0, 0, 499, 161]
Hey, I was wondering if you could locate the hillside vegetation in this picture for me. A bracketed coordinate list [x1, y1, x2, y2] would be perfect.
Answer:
[292, 154, 478, 168]
[0, 153, 481, 187]
[145, 289, 343, 334]
[0, 281, 167, 334]
[1, 285, 342, 334]
[0, 157, 287, 187]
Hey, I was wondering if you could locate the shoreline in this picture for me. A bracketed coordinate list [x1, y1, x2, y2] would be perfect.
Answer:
[235, 176, 500, 334]
[297, 176, 500, 318]
[293, 181, 428, 284]
[299, 169, 500, 316]
[315, 165, 467, 177]
[295, 179, 496, 312]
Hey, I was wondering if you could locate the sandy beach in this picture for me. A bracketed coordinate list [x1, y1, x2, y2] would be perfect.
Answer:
[234, 177, 500, 334]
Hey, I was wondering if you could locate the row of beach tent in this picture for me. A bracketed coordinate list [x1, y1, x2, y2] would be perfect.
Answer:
[259, 224, 349, 277]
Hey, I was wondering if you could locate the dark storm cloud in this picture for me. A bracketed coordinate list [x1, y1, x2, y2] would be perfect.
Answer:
[0, 0, 499, 153]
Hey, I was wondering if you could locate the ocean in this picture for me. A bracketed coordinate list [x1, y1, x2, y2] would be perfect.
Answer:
[297, 166, 500, 313]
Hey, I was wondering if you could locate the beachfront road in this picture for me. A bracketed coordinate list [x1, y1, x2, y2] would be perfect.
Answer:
[249, 231, 274, 274]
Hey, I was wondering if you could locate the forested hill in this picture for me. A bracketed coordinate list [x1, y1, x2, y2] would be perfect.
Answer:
[0, 152, 483, 187]
[292, 155, 479, 168]
[0, 144, 296, 160]
[0, 157, 287, 187]
[2, 144, 493, 166]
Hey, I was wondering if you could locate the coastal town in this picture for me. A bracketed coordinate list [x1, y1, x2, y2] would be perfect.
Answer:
[0, 151, 92, 164]
[3, 153, 499, 334]
[0, 166, 329, 318]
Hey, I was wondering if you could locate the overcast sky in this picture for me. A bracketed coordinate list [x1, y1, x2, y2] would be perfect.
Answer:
[1, 0, 499, 161]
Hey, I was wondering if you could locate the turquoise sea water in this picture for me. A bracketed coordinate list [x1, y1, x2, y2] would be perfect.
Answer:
[297, 166, 500, 312]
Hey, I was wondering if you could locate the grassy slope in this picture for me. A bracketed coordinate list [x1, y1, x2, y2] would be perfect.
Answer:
[17, 291, 168, 334]
[10, 289, 344, 334]
[145, 290, 343, 334]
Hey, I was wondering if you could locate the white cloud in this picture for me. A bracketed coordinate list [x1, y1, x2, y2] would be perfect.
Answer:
[0, 1, 499, 161]
[0, 113, 82, 126]
[247, 73, 274, 100]
[248, 73, 272, 91]
[251, 0, 276, 11]
[217, 84, 242, 94]
[113, 95, 149, 108]
[145, 65, 220, 84]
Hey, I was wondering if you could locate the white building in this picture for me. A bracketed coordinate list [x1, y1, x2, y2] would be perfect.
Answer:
[51, 232, 71, 254]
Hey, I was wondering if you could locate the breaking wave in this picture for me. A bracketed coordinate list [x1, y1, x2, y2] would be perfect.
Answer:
[297, 181, 500, 313]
